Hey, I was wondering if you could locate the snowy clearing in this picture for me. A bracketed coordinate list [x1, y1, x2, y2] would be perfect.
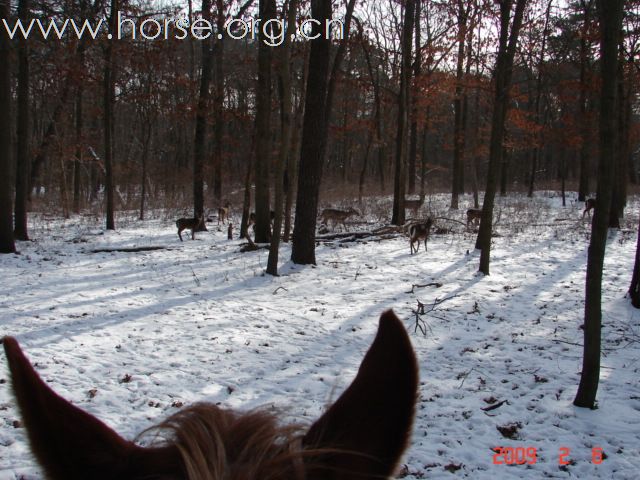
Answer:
[1, 193, 639, 479]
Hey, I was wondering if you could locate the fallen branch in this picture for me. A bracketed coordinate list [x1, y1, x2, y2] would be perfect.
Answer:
[405, 282, 443, 294]
[89, 246, 172, 253]
[482, 399, 509, 412]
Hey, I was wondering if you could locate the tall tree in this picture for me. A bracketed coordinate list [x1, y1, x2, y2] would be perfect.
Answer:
[451, 0, 469, 209]
[103, 0, 118, 230]
[212, 0, 224, 201]
[254, 0, 276, 243]
[14, 0, 29, 240]
[574, 0, 623, 409]
[475, 0, 528, 275]
[527, 0, 553, 198]
[267, 0, 298, 276]
[0, 0, 15, 253]
[291, 0, 333, 264]
[391, 0, 416, 226]
[408, 0, 422, 195]
[193, 0, 213, 229]
[577, 0, 595, 202]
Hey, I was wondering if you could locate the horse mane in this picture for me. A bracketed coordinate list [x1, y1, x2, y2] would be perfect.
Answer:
[141, 404, 306, 480]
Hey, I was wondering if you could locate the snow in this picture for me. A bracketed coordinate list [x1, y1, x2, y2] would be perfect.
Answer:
[1, 193, 639, 479]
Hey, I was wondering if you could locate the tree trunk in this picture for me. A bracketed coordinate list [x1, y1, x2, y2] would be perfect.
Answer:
[408, 0, 421, 195]
[193, 0, 213, 228]
[391, 0, 416, 226]
[451, 0, 467, 210]
[283, 49, 306, 244]
[574, 0, 623, 410]
[14, 0, 29, 240]
[267, 0, 297, 276]
[291, 0, 333, 265]
[476, 0, 527, 274]
[103, 0, 117, 230]
[212, 0, 224, 201]
[73, 79, 84, 214]
[578, 0, 594, 202]
[0, 0, 15, 253]
[528, 0, 553, 199]
[254, 0, 276, 244]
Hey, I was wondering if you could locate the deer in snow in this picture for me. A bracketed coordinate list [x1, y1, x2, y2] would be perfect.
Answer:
[466, 208, 482, 229]
[409, 218, 433, 254]
[319, 207, 360, 231]
[217, 201, 231, 224]
[176, 215, 202, 241]
[582, 198, 596, 218]
[2, 309, 418, 480]
[404, 195, 425, 217]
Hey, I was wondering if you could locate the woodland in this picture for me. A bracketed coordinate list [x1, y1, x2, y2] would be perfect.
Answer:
[0, 0, 639, 460]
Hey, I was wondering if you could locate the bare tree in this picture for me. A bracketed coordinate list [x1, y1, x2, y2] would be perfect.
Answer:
[475, 0, 528, 275]
[254, 0, 276, 244]
[192, 0, 213, 229]
[391, 0, 416, 226]
[267, 0, 298, 276]
[291, 0, 333, 264]
[0, 0, 15, 253]
[574, 0, 624, 410]
[14, 0, 29, 240]
[104, 0, 118, 230]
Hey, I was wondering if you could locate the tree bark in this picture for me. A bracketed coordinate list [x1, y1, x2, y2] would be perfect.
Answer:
[103, 0, 118, 230]
[391, 0, 416, 226]
[193, 0, 213, 228]
[267, 0, 297, 276]
[574, 0, 623, 410]
[408, 0, 421, 195]
[476, 0, 528, 275]
[291, 0, 333, 265]
[212, 0, 224, 201]
[0, 0, 15, 253]
[451, 0, 467, 209]
[578, 0, 594, 202]
[254, 0, 275, 243]
[14, 0, 29, 240]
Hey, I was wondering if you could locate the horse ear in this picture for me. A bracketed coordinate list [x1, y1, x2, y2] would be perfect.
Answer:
[2, 337, 183, 480]
[303, 310, 419, 479]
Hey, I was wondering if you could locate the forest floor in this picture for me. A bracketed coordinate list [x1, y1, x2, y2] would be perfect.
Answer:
[1, 192, 639, 479]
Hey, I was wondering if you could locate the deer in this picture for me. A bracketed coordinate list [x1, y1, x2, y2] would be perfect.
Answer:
[2, 309, 418, 480]
[583, 198, 596, 218]
[217, 201, 231, 225]
[404, 195, 425, 217]
[409, 218, 433, 254]
[319, 207, 360, 230]
[466, 208, 483, 229]
[176, 215, 202, 241]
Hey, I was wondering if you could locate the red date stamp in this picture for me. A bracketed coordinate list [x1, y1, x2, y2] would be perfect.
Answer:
[492, 446, 604, 465]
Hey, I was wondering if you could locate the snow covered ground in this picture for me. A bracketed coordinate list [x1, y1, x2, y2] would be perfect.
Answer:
[1, 193, 639, 479]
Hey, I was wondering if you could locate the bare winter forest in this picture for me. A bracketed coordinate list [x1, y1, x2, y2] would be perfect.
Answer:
[1, 0, 640, 479]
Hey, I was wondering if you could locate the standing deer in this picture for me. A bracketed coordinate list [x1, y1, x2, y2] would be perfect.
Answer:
[3, 309, 418, 480]
[583, 198, 596, 218]
[319, 207, 360, 230]
[218, 201, 231, 224]
[176, 215, 202, 241]
[409, 218, 433, 254]
[404, 195, 425, 217]
[466, 208, 482, 229]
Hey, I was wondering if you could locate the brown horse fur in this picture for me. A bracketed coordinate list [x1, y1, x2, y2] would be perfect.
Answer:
[3, 310, 418, 480]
